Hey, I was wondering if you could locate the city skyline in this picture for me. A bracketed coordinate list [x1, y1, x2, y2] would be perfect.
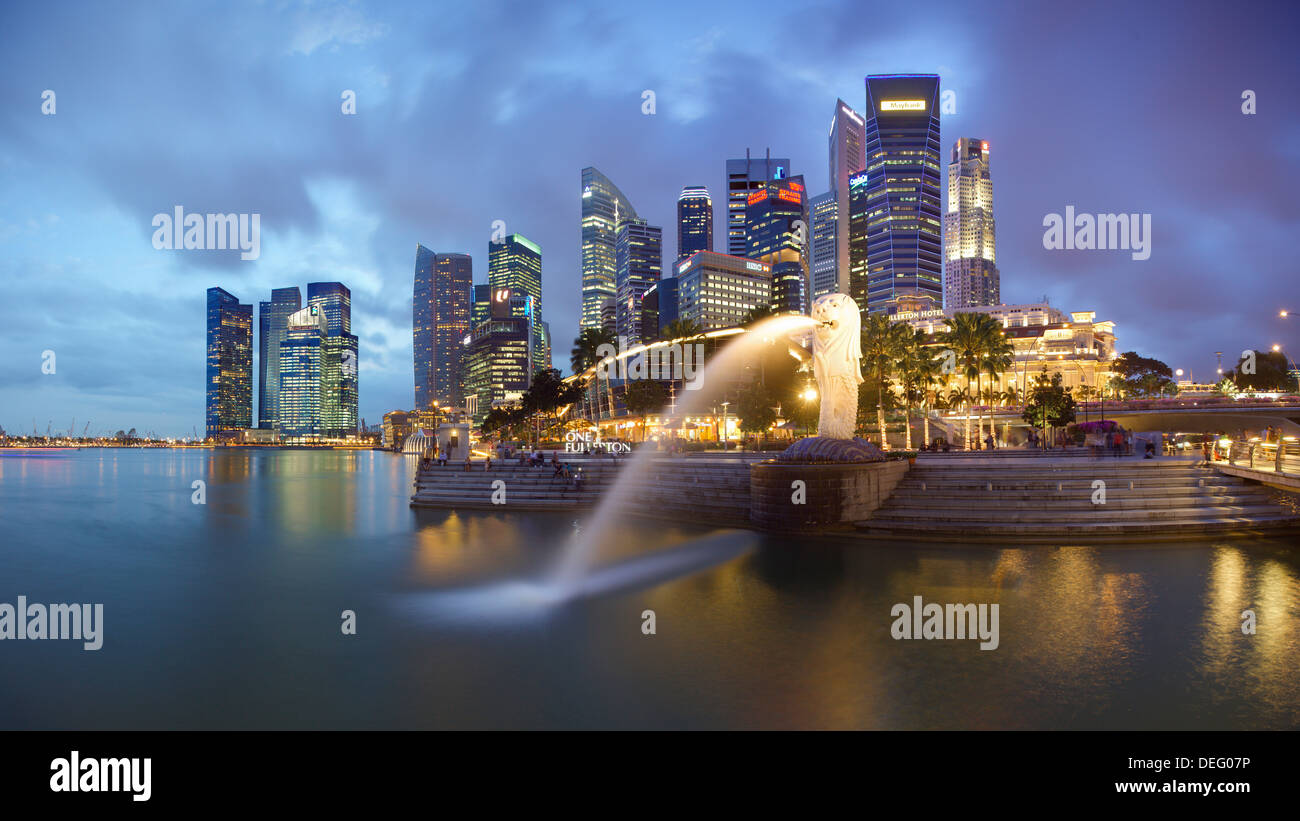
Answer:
[2, 0, 1298, 437]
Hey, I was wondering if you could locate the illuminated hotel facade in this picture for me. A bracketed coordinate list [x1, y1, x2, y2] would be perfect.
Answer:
[206, 287, 253, 438]
[850, 74, 943, 314]
[889, 296, 1119, 399]
[944, 138, 1000, 309]
[675, 251, 771, 331]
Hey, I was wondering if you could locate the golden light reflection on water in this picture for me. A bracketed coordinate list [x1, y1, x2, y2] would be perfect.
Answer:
[1200, 545, 1300, 724]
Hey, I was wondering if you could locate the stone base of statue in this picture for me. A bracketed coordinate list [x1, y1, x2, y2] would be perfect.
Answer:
[750, 436, 906, 532]
[774, 436, 884, 464]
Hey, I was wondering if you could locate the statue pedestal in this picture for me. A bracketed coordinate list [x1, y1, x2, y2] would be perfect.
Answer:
[750, 437, 908, 532]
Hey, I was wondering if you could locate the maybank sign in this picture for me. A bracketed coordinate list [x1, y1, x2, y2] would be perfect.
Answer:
[880, 100, 926, 111]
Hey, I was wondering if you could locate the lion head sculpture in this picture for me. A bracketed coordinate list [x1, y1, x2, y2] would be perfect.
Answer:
[810, 293, 863, 439]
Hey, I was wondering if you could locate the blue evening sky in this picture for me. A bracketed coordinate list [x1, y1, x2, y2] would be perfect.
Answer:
[1, 0, 1297, 437]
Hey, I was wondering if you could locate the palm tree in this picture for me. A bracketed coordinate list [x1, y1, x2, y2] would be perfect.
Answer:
[571, 327, 616, 422]
[895, 329, 942, 451]
[861, 313, 911, 450]
[938, 312, 984, 450]
[979, 322, 1015, 445]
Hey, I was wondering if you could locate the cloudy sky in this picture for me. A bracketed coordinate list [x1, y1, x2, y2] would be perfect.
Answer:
[1, 0, 1297, 438]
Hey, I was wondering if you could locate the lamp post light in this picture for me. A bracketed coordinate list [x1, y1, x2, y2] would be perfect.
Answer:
[720, 401, 731, 452]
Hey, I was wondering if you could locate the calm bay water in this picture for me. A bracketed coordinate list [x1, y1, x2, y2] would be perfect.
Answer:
[1, 448, 1297, 729]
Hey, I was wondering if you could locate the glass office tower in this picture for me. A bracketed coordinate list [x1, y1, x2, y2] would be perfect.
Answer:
[306, 281, 351, 335]
[258, 286, 301, 431]
[810, 190, 839, 299]
[725, 149, 791, 257]
[413, 246, 473, 409]
[278, 304, 326, 439]
[581, 167, 638, 330]
[850, 74, 943, 314]
[829, 99, 866, 296]
[746, 175, 809, 315]
[676, 185, 713, 262]
[488, 233, 548, 372]
[205, 287, 253, 438]
[615, 217, 663, 343]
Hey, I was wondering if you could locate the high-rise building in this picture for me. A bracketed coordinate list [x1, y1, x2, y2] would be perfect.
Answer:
[615, 218, 663, 343]
[642, 277, 678, 339]
[746, 175, 808, 315]
[257, 286, 301, 430]
[850, 74, 943, 314]
[306, 281, 351, 336]
[829, 99, 866, 295]
[675, 251, 771, 331]
[676, 185, 713, 262]
[205, 287, 253, 438]
[581, 167, 638, 330]
[488, 233, 547, 372]
[461, 288, 533, 425]
[413, 246, 472, 410]
[944, 138, 999, 309]
[810, 191, 839, 299]
[304, 281, 359, 436]
[600, 298, 617, 337]
[471, 283, 491, 328]
[726, 149, 791, 257]
[279, 304, 326, 439]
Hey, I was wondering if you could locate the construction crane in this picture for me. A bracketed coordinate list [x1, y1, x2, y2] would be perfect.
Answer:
[46, 419, 52, 437]
[83, 422, 90, 439]
[69, 417, 75, 438]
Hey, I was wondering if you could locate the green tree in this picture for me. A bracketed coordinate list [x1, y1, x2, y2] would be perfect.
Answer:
[895, 329, 943, 451]
[660, 319, 704, 341]
[1022, 372, 1077, 446]
[734, 380, 778, 438]
[938, 312, 985, 449]
[1112, 351, 1175, 397]
[1229, 349, 1294, 391]
[860, 313, 911, 449]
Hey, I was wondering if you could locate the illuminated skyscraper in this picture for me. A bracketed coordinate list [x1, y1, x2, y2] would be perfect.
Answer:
[488, 233, 548, 371]
[676, 185, 712, 262]
[726, 149, 791, 256]
[615, 217, 663, 343]
[205, 287, 253, 438]
[306, 281, 351, 336]
[944, 138, 999, 309]
[746, 175, 808, 315]
[809, 191, 838, 299]
[581, 167, 638, 329]
[413, 246, 473, 409]
[257, 286, 301, 431]
[279, 304, 326, 439]
[461, 287, 532, 425]
[849, 74, 943, 314]
[828, 99, 866, 295]
[304, 281, 359, 436]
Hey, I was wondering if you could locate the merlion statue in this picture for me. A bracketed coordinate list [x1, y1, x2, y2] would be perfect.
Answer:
[811, 293, 863, 440]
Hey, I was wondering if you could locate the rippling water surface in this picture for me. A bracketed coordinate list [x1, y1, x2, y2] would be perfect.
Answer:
[1, 448, 1297, 729]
